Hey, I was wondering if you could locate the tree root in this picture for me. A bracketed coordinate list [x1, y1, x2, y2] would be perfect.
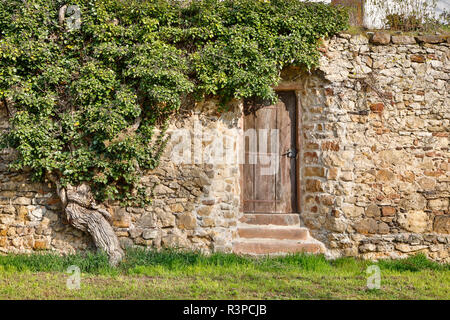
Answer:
[56, 182, 124, 266]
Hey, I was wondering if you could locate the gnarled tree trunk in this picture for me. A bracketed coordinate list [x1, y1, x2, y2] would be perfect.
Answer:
[56, 182, 124, 266]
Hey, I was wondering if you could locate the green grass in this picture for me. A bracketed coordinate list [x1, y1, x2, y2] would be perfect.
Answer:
[0, 249, 448, 299]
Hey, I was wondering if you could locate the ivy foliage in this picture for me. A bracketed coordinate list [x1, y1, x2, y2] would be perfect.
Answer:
[0, 0, 347, 205]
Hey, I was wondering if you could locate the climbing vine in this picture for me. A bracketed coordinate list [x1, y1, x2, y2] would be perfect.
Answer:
[0, 0, 348, 205]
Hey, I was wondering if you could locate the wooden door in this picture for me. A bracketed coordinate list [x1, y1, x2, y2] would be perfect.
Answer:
[242, 91, 297, 213]
[331, 0, 364, 26]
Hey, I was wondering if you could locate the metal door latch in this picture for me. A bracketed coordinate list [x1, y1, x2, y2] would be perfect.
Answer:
[283, 148, 297, 159]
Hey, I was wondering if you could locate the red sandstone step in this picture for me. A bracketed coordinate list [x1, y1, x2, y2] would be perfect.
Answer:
[239, 214, 300, 226]
[238, 226, 309, 241]
[233, 239, 325, 255]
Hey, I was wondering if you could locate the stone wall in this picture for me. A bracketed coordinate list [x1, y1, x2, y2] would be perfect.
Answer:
[118, 101, 243, 254]
[0, 99, 243, 255]
[291, 32, 449, 261]
[0, 32, 449, 262]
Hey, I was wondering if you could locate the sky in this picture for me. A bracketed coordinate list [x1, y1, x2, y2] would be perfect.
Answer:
[436, 0, 450, 17]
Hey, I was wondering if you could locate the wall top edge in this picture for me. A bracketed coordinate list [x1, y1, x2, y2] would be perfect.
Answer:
[333, 32, 450, 45]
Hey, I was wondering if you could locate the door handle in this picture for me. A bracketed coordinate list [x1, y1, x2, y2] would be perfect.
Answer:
[283, 148, 297, 159]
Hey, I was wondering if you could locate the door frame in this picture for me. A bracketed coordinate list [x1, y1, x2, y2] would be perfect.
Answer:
[239, 88, 302, 214]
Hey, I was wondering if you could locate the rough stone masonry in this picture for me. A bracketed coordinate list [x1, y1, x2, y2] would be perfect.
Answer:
[0, 32, 449, 262]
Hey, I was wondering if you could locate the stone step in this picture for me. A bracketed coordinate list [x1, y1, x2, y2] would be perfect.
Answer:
[232, 239, 325, 256]
[239, 214, 300, 226]
[237, 226, 309, 241]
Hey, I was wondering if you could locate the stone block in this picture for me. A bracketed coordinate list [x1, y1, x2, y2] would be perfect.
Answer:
[2, 205, 15, 215]
[353, 218, 378, 234]
[142, 229, 158, 240]
[28, 207, 45, 222]
[170, 203, 184, 213]
[411, 54, 426, 63]
[391, 35, 416, 44]
[136, 213, 155, 228]
[381, 206, 396, 216]
[376, 169, 395, 182]
[415, 35, 446, 44]
[113, 208, 131, 228]
[428, 198, 449, 211]
[0, 237, 7, 247]
[14, 197, 31, 205]
[197, 206, 212, 217]
[155, 208, 175, 227]
[434, 216, 450, 234]
[305, 167, 325, 177]
[305, 179, 323, 193]
[398, 211, 429, 233]
[370, 103, 384, 113]
[119, 237, 134, 249]
[365, 204, 381, 218]
[177, 212, 197, 230]
[153, 184, 174, 195]
[343, 204, 364, 218]
[371, 32, 391, 45]
[33, 239, 49, 250]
